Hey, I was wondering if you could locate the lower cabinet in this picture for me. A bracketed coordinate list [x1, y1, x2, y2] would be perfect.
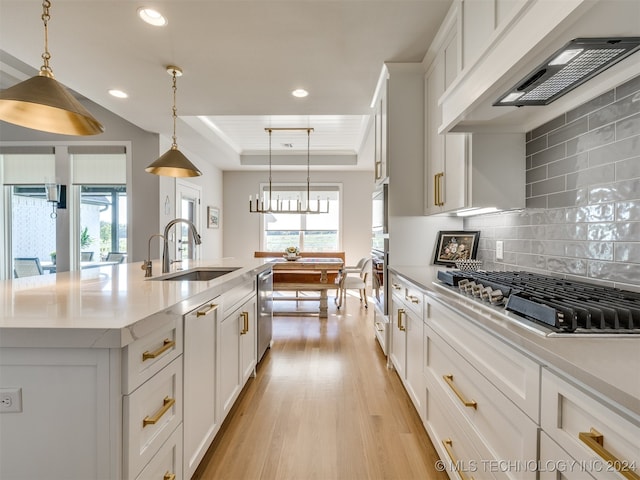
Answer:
[539, 431, 596, 480]
[183, 300, 220, 479]
[217, 290, 257, 422]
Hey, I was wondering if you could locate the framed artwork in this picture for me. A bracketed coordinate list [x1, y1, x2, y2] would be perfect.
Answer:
[207, 206, 220, 229]
[433, 230, 480, 266]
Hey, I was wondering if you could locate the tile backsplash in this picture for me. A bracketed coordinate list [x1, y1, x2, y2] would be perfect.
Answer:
[465, 75, 640, 291]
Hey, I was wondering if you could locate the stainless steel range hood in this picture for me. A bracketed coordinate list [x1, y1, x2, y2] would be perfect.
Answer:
[494, 37, 640, 107]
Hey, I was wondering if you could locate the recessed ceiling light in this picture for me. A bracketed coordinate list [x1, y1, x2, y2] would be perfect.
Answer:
[108, 89, 128, 99]
[292, 89, 309, 98]
[138, 8, 167, 26]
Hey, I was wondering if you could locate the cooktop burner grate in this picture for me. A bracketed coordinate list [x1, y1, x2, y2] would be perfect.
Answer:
[437, 270, 640, 334]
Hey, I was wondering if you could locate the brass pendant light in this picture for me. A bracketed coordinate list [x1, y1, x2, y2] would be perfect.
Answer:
[145, 66, 202, 177]
[0, 1, 104, 136]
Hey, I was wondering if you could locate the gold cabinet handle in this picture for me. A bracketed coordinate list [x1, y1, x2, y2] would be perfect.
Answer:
[392, 283, 402, 290]
[143, 396, 175, 427]
[579, 428, 640, 480]
[405, 294, 420, 304]
[397, 308, 406, 331]
[375, 161, 382, 180]
[442, 439, 475, 480]
[374, 321, 385, 332]
[142, 339, 175, 361]
[163, 473, 176, 480]
[443, 374, 477, 409]
[434, 172, 444, 206]
[240, 311, 249, 335]
[196, 303, 218, 317]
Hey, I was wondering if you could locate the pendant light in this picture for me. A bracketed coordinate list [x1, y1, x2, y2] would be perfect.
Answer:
[0, 1, 104, 136]
[249, 127, 329, 214]
[145, 66, 202, 177]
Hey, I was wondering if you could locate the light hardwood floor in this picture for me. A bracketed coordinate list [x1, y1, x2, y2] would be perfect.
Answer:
[193, 291, 448, 480]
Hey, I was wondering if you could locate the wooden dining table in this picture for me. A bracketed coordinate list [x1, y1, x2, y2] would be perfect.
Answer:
[269, 257, 344, 318]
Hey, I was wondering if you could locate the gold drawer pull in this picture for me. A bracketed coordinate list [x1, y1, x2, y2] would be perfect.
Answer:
[579, 428, 640, 480]
[196, 303, 218, 317]
[405, 294, 420, 304]
[142, 339, 175, 361]
[163, 473, 176, 480]
[392, 283, 402, 290]
[442, 439, 475, 480]
[143, 396, 175, 427]
[240, 311, 249, 335]
[443, 374, 477, 409]
[374, 322, 385, 332]
[397, 308, 406, 331]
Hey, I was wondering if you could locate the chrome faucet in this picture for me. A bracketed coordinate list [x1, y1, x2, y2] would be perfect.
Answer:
[162, 218, 202, 273]
[142, 233, 165, 277]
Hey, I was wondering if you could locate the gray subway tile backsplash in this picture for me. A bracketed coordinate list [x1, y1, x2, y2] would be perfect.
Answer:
[464, 74, 640, 288]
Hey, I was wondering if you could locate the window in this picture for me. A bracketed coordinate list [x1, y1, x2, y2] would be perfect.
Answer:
[80, 186, 127, 261]
[263, 185, 340, 252]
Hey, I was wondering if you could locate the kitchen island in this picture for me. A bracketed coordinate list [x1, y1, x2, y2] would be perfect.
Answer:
[0, 258, 271, 480]
[387, 265, 639, 480]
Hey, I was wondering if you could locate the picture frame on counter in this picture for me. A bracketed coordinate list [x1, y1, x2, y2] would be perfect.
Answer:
[433, 230, 480, 266]
[207, 206, 220, 229]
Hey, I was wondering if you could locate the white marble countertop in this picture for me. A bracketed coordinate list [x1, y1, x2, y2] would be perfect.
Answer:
[0, 258, 271, 348]
[388, 265, 640, 418]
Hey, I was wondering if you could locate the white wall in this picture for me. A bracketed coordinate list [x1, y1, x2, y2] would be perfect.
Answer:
[223, 170, 374, 265]
[389, 215, 462, 266]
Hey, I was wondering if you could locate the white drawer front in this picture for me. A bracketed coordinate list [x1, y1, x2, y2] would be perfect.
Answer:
[425, 381, 500, 480]
[124, 357, 183, 479]
[541, 368, 640, 480]
[222, 278, 255, 315]
[136, 424, 183, 480]
[389, 274, 423, 318]
[123, 317, 183, 394]
[539, 431, 596, 480]
[425, 325, 537, 479]
[428, 295, 540, 421]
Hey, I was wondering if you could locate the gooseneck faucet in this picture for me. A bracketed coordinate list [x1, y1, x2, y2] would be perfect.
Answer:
[162, 218, 202, 273]
[142, 234, 166, 277]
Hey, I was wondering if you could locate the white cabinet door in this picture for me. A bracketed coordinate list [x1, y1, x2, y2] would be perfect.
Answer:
[239, 296, 257, 384]
[425, 51, 445, 215]
[389, 294, 407, 379]
[374, 86, 389, 184]
[183, 300, 220, 479]
[404, 303, 424, 418]
[217, 303, 242, 422]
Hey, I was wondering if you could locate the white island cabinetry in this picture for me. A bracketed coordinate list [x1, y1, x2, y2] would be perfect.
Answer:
[0, 259, 269, 480]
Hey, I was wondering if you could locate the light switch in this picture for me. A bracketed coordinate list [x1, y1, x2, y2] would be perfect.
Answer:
[496, 240, 504, 261]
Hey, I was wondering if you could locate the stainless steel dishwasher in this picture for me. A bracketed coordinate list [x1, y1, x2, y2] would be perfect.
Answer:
[257, 268, 273, 363]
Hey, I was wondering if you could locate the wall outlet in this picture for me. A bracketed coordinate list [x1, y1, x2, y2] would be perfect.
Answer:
[0, 387, 23, 413]
[496, 240, 504, 261]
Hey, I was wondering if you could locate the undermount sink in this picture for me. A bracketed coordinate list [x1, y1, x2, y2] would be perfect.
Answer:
[152, 267, 239, 281]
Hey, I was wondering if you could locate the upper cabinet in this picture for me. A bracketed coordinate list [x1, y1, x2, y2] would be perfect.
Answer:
[424, 1, 525, 215]
[439, 0, 640, 133]
[371, 63, 425, 216]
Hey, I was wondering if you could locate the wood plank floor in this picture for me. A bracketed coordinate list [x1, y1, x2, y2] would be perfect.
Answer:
[192, 292, 448, 480]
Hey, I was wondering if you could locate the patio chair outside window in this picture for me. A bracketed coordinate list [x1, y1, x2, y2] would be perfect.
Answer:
[14, 257, 44, 278]
[105, 252, 127, 263]
[81, 252, 94, 261]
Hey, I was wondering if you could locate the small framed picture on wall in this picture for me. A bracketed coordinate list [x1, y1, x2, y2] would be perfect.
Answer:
[433, 230, 480, 266]
[207, 206, 220, 229]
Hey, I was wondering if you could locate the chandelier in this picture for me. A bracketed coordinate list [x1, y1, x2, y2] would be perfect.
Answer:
[249, 127, 329, 214]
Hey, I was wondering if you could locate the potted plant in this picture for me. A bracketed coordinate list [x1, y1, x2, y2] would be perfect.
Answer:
[50, 251, 56, 264]
[284, 246, 300, 259]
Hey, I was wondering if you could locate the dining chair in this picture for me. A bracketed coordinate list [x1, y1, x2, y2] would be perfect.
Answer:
[81, 251, 94, 261]
[336, 257, 372, 309]
[105, 252, 127, 263]
[14, 257, 44, 278]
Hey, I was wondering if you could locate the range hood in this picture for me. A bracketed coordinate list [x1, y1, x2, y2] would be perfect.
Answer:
[494, 37, 640, 107]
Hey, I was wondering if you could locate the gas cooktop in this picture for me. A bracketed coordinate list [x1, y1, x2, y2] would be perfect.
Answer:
[437, 270, 640, 336]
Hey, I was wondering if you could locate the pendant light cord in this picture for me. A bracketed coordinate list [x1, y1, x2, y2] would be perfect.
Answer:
[171, 68, 178, 149]
[40, 0, 53, 77]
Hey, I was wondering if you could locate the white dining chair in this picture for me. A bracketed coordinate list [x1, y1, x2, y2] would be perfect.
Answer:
[336, 257, 372, 309]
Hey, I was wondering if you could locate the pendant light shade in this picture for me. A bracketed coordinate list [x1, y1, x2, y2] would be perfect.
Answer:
[145, 145, 202, 177]
[0, 1, 104, 136]
[145, 66, 202, 177]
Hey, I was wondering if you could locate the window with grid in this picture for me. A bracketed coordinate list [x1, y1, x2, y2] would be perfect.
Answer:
[262, 185, 341, 252]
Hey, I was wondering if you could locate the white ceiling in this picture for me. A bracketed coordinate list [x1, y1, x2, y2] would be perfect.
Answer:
[0, 0, 452, 171]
